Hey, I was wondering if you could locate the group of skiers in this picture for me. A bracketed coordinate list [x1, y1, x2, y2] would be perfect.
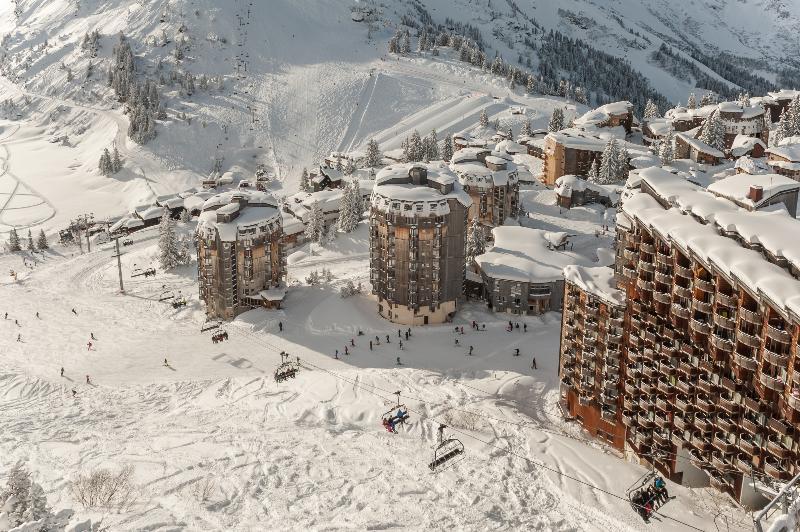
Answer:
[505, 321, 527, 333]
[211, 331, 229, 343]
[632, 476, 670, 522]
[381, 407, 409, 433]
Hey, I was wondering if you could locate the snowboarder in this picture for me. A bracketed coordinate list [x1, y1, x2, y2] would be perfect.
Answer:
[469, 345, 473, 356]
[531, 357, 537, 369]
[278, 321, 283, 332]
[369, 340, 373, 350]
[60, 367, 64, 377]
[72, 308, 78, 315]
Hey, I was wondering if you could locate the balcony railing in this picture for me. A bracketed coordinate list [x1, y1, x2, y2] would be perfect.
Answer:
[734, 352, 758, 372]
[671, 303, 690, 319]
[736, 329, 761, 349]
[689, 319, 711, 335]
[766, 433, 793, 460]
[692, 300, 712, 314]
[763, 345, 790, 367]
[713, 313, 735, 330]
[716, 292, 737, 308]
[675, 265, 692, 278]
[759, 372, 785, 392]
[766, 324, 792, 343]
[695, 278, 714, 293]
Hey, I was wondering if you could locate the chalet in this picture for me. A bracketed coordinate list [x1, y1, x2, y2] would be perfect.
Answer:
[542, 129, 605, 185]
[716, 101, 769, 149]
[155, 194, 186, 218]
[729, 134, 766, 158]
[664, 105, 715, 132]
[183, 191, 214, 217]
[674, 133, 723, 165]
[641, 118, 672, 146]
[554, 175, 617, 209]
[453, 132, 491, 151]
[707, 173, 800, 217]
[312, 165, 344, 191]
[573, 101, 634, 134]
[766, 143, 800, 180]
[767, 89, 800, 121]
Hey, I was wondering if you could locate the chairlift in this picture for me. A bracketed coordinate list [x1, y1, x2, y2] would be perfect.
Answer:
[171, 292, 187, 308]
[131, 267, 143, 278]
[626, 457, 671, 522]
[201, 318, 222, 333]
[159, 290, 175, 301]
[428, 424, 465, 472]
[381, 391, 409, 433]
[274, 352, 299, 382]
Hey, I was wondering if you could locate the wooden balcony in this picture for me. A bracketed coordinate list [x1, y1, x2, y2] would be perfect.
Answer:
[671, 303, 690, 319]
[737, 433, 757, 455]
[695, 395, 716, 415]
[692, 300, 712, 314]
[733, 352, 758, 372]
[638, 260, 655, 273]
[766, 323, 792, 343]
[689, 318, 710, 335]
[764, 456, 791, 481]
[766, 433, 793, 460]
[759, 372, 785, 392]
[763, 345, 790, 367]
[713, 313, 735, 330]
[711, 334, 734, 352]
[735, 453, 753, 474]
[653, 291, 671, 305]
[695, 278, 714, 293]
[715, 292, 738, 308]
[736, 329, 761, 349]
[674, 265, 692, 279]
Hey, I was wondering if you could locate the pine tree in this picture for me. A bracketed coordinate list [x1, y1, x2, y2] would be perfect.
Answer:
[465, 217, 486, 266]
[643, 99, 660, 120]
[525, 75, 535, 95]
[98, 148, 112, 175]
[587, 158, 600, 183]
[0, 463, 51, 528]
[158, 209, 180, 270]
[343, 158, 356, 176]
[337, 179, 361, 233]
[112, 147, 122, 173]
[335, 158, 343, 173]
[493, 118, 500, 131]
[617, 144, 630, 180]
[479, 109, 489, 128]
[687, 92, 697, 110]
[548, 108, 564, 132]
[520, 119, 532, 137]
[365, 138, 382, 167]
[408, 130, 423, 162]
[7, 228, 20, 252]
[441, 136, 454, 162]
[738, 92, 751, 108]
[300, 168, 311, 192]
[426, 129, 439, 160]
[180, 209, 190, 223]
[597, 138, 620, 184]
[773, 109, 791, 146]
[304, 201, 324, 243]
[659, 131, 674, 166]
[699, 110, 725, 151]
[36, 229, 48, 250]
[788, 96, 800, 136]
[26, 230, 34, 251]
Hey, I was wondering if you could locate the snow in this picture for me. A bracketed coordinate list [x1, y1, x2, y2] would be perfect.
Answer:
[675, 133, 725, 158]
[708, 173, 799, 208]
[767, 144, 800, 162]
[573, 101, 632, 128]
[372, 162, 471, 215]
[563, 265, 625, 307]
[475, 226, 586, 284]
[730, 134, 765, 157]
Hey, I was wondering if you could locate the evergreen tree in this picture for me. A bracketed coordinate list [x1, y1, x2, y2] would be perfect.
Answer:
[441, 136, 454, 162]
[36, 229, 48, 250]
[304, 201, 324, 243]
[7, 228, 20, 252]
[659, 131, 674, 165]
[408, 130, 423, 162]
[337, 179, 361, 233]
[26, 230, 34, 252]
[300, 168, 311, 192]
[643, 99, 660, 119]
[180, 209, 190, 223]
[788, 96, 800, 136]
[700, 92, 715, 107]
[773, 109, 791, 146]
[465, 217, 486, 266]
[597, 138, 621, 184]
[548, 108, 564, 132]
[479, 109, 489, 128]
[738, 92, 751, 108]
[158, 209, 180, 270]
[520, 119, 532, 137]
[493, 118, 500, 131]
[526, 75, 535, 95]
[618, 144, 630, 179]
[587, 158, 600, 183]
[365, 138, 382, 167]
[400, 32, 411, 54]
[426, 129, 439, 160]
[98, 148, 112, 176]
[0, 463, 51, 528]
[343, 158, 356, 176]
[699, 110, 725, 151]
[112, 147, 122, 173]
[687, 92, 697, 110]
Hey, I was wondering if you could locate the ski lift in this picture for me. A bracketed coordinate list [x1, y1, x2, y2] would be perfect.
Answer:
[381, 391, 410, 433]
[172, 296, 187, 308]
[159, 290, 175, 301]
[131, 267, 144, 278]
[626, 459, 670, 522]
[428, 424, 465, 472]
[211, 328, 228, 343]
[274, 352, 299, 382]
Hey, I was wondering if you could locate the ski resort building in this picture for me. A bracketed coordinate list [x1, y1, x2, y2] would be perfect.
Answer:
[542, 129, 605, 186]
[674, 134, 723, 165]
[196, 190, 286, 320]
[559, 265, 627, 450]
[707, 174, 800, 217]
[554, 175, 617, 209]
[559, 166, 800, 503]
[573, 101, 634, 134]
[449, 148, 520, 231]
[369, 163, 470, 325]
[716, 101, 769, 149]
[766, 143, 800, 181]
[474, 226, 574, 315]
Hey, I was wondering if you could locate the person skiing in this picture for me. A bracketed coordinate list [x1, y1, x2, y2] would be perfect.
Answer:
[90, 332, 96, 340]
[35, 312, 40, 319]
[14, 319, 18, 326]
[531, 357, 537, 369]
[85, 375, 91, 384]
[3, 312, 6, 319]
[398, 329, 401, 338]
[369, 340, 373, 350]
[72, 308, 78, 315]
[16, 334, 20, 342]
[87, 342, 92, 350]
[350, 338, 355, 347]
[164, 358, 169, 366]
[385, 334, 390, 343]
[404, 331, 409, 341]
[344, 346, 349, 356]
[335, 349, 339, 358]
[399, 340, 403, 350]
[460, 326, 464, 334]
[60, 367, 64, 377]
[523, 323, 527, 332]
[469, 346, 474, 355]
[406, 328, 411, 337]
[514, 348, 520, 356]
[71, 388, 77, 397]
[454, 338, 459, 346]
[278, 321, 283, 332]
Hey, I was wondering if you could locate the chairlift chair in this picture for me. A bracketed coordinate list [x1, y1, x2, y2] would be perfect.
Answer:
[381, 391, 410, 433]
[274, 352, 299, 382]
[626, 464, 662, 521]
[131, 267, 144, 278]
[159, 290, 175, 301]
[201, 318, 221, 333]
[428, 424, 465, 472]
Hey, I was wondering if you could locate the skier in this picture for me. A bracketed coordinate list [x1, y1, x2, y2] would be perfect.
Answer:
[86, 375, 91, 384]
[72, 308, 78, 315]
[71, 389, 77, 397]
[87, 341, 93, 350]
[508, 320, 513, 329]
[399, 340, 403, 350]
[35, 312, 40, 319]
[385, 334, 390, 343]
[514, 348, 520, 356]
[90, 332, 96, 340]
[469, 345, 473, 356]
[344, 346, 349, 355]
[60, 367, 64, 377]
[454, 338, 459, 346]
[472, 320, 477, 330]
[398, 329, 401, 338]
[369, 340, 373, 350]
[460, 326, 464, 334]
[14, 319, 18, 326]
[350, 338, 355, 347]
[523, 323, 527, 332]
[515, 323, 519, 330]
[406, 328, 411, 337]
[3, 312, 6, 319]
[278, 321, 283, 332]
[481, 324, 485, 330]
[404, 331, 409, 341]
[335, 349, 339, 358]
[164, 358, 169, 366]
[531, 357, 537, 369]
[16, 334, 20, 342]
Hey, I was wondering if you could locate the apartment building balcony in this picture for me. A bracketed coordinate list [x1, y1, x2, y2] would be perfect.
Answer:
[642, 363, 658, 379]
[678, 360, 699, 378]
[638, 396, 653, 411]
[656, 377, 673, 394]
[716, 292, 738, 308]
[638, 412, 655, 429]
[711, 451, 732, 471]
[675, 377, 691, 395]
[622, 266, 637, 280]
[764, 456, 792, 481]
[641, 380, 657, 394]
[626, 363, 641, 379]
[578, 393, 594, 406]
[736, 329, 761, 349]
[793, 369, 800, 386]
[675, 264, 692, 279]
[653, 430, 671, 447]
[673, 414, 688, 431]
[636, 278, 654, 292]
[671, 303, 690, 319]
[655, 395, 671, 411]
[654, 270, 672, 285]
[735, 453, 754, 474]
[671, 431, 686, 447]
[622, 248, 638, 261]
[763, 345, 791, 367]
[733, 351, 758, 372]
[695, 395, 716, 415]
[640, 243, 655, 254]
[693, 412, 713, 432]
[690, 433, 713, 452]
[695, 278, 714, 293]
[654, 411, 670, 430]
[631, 300, 644, 315]
[600, 408, 617, 422]
[712, 432, 737, 454]
[715, 413, 736, 434]
[653, 291, 671, 305]
[692, 300, 713, 314]
[786, 393, 800, 413]
[642, 348, 658, 364]
[759, 372, 785, 392]
[718, 394, 741, 416]
[638, 260, 655, 273]
[713, 313, 736, 330]
[672, 284, 691, 299]
[689, 318, 711, 335]
[741, 415, 760, 436]
[697, 374, 717, 394]
[766, 323, 792, 343]
[737, 433, 758, 456]
[622, 396, 637, 410]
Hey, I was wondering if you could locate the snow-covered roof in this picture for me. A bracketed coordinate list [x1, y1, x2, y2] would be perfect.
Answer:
[766, 144, 800, 162]
[573, 101, 632, 128]
[494, 139, 527, 154]
[475, 226, 582, 284]
[281, 211, 305, 236]
[629, 155, 660, 170]
[730, 135, 766, 157]
[449, 153, 518, 188]
[563, 265, 625, 307]
[665, 104, 716, 122]
[451, 147, 490, 164]
[545, 129, 606, 151]
[371, 162, 471, 217]
[675, 133, 724, 158]
[734, 156, 758, 175]
[201, 189, 278, 212]
[622, 191, 800, 319]
[183, 192, 214, 212]
[707, 173, 799, 208]
[135, 205, 166, 221]
[768, 89, 800, 101]
[643, 119, 672, 138]
[110, 216, 144, 232]
[197, 190, 282, 242]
